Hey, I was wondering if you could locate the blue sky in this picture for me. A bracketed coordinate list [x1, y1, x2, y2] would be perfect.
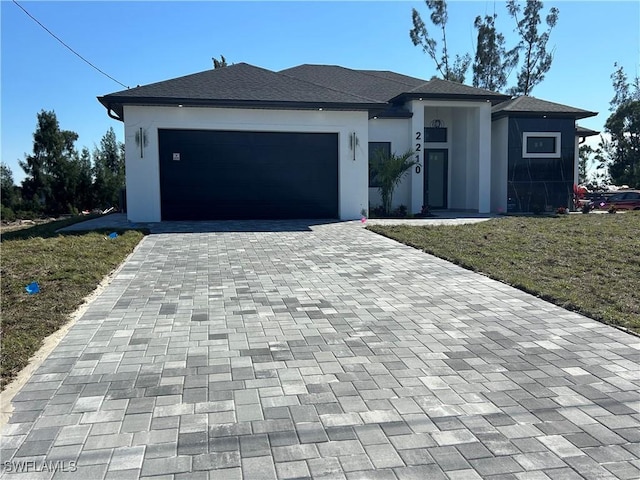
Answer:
[2, 1, 638, 184]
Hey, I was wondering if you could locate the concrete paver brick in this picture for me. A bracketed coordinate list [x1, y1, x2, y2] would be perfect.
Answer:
[307, 456, 343, 478]
[193, 451, 240, 470]
[394, 464, 448, 480]
[242, 456, 277, 479]
[108, 445, 145, 471]
[141, 455, 191, 476]
[275, 460, 310, 479]
[364, 443, 405, 469]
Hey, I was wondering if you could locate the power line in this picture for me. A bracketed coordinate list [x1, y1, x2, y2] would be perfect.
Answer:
[12, 0, 129, 89]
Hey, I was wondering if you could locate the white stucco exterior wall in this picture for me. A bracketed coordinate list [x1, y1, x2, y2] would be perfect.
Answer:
[491, 117, 509, 213]
[574, 133, 580, 189]
[477, 102, 492, 213]
[410, 101, 425, 214]
[122, 105, 369, 222]
[450, 108, 467, 209]
[466, 108, 480, 210]
[368, 118, 411, 211]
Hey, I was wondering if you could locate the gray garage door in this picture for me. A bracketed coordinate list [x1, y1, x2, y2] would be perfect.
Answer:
[158, 129, 339, 220]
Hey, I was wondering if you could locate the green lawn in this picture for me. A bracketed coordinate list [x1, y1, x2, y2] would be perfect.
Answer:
[368, 212, 640, 334]
[1, 218, 146, 389]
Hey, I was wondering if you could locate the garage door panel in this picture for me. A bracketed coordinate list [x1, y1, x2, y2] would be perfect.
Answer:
[159, 129, 338, 220]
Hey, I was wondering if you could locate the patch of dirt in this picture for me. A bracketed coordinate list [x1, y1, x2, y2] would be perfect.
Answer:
[0, 217, 65, 234]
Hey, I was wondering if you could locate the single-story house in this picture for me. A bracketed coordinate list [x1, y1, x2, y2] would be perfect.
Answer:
[98, 63, 597, 221]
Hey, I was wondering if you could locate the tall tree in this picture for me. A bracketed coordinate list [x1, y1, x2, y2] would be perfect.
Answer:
[604, 101, 640, 188]
[597, 65, 640, 188]
[76, 147, 94, 209]
[93, 127, 125, 209]
[19, 110, 79, 214]
[212, 55, 228, 69]
[410, 0, 471, 83]
[507, 0, 559, 96]
[578, 144, 593, 185]
[1, 162, 19, 210]
[1, 163, 14, 198]
[472, 14, 518, 92]
[51, 147, 95, 213]
[100, 127, 121, 174]
[609, 63, 640, 109]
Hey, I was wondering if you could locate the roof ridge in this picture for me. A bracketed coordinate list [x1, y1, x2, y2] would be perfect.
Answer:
[278, 66, 383, 104]
[110, 63, 383, 105]
[107, 62, 253, 96]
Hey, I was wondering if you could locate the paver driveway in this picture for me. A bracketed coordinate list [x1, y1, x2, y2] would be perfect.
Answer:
[1, 220, 639, 479]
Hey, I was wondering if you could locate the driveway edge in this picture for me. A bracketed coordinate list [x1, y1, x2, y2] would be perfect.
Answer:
[0, 237, 148, 427]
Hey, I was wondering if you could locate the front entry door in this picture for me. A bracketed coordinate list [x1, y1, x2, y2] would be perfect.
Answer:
[424, 149, 448, 209]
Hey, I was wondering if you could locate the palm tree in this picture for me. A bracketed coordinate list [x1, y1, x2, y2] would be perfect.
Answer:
[374, 149, 416, 215]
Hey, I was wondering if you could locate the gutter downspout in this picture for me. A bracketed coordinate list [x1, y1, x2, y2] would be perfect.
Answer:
[107, 106, 123, 122]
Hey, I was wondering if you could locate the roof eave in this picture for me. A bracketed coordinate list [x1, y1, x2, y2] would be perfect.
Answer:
[369, 112, 413, 119]
[576, 128, 600, 138]
[491, 110, 598, 120]
[391, 92, 511, 105]
[98, 96, 382, 117]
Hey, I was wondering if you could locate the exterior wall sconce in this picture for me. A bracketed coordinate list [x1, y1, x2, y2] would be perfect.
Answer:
[134, 127, 148, 158]
[349, 132, 359, 161]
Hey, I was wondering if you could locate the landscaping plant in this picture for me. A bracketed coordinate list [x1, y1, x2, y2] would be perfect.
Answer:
[374, 149, 416, 215]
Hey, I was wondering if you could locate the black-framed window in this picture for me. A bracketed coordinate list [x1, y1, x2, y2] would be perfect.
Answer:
[424, 127, 447, 143]
[522, 132, 561, 158]
[369, 142, 390, 188]
[526, 136, 555, 154]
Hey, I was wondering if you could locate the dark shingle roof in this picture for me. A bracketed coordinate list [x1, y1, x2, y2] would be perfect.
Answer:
[492, 96, 597, 119]
[99, 63, 385, 118]
[576, 125, 600, 137]
[280, 65, 427, 102]
[281, 65, 509, 104]
[98, 62, 597, 121]
[390, 78, 511, 104]
[357, 70, 426, 88]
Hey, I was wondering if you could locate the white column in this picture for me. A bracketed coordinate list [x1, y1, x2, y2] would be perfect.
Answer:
[410, 101, 425, 214]
[477, 102, 492, 213]
[574, 132, 580, 186]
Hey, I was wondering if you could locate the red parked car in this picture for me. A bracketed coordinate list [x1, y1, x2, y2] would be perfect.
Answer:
[601, 190, 640, 210]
